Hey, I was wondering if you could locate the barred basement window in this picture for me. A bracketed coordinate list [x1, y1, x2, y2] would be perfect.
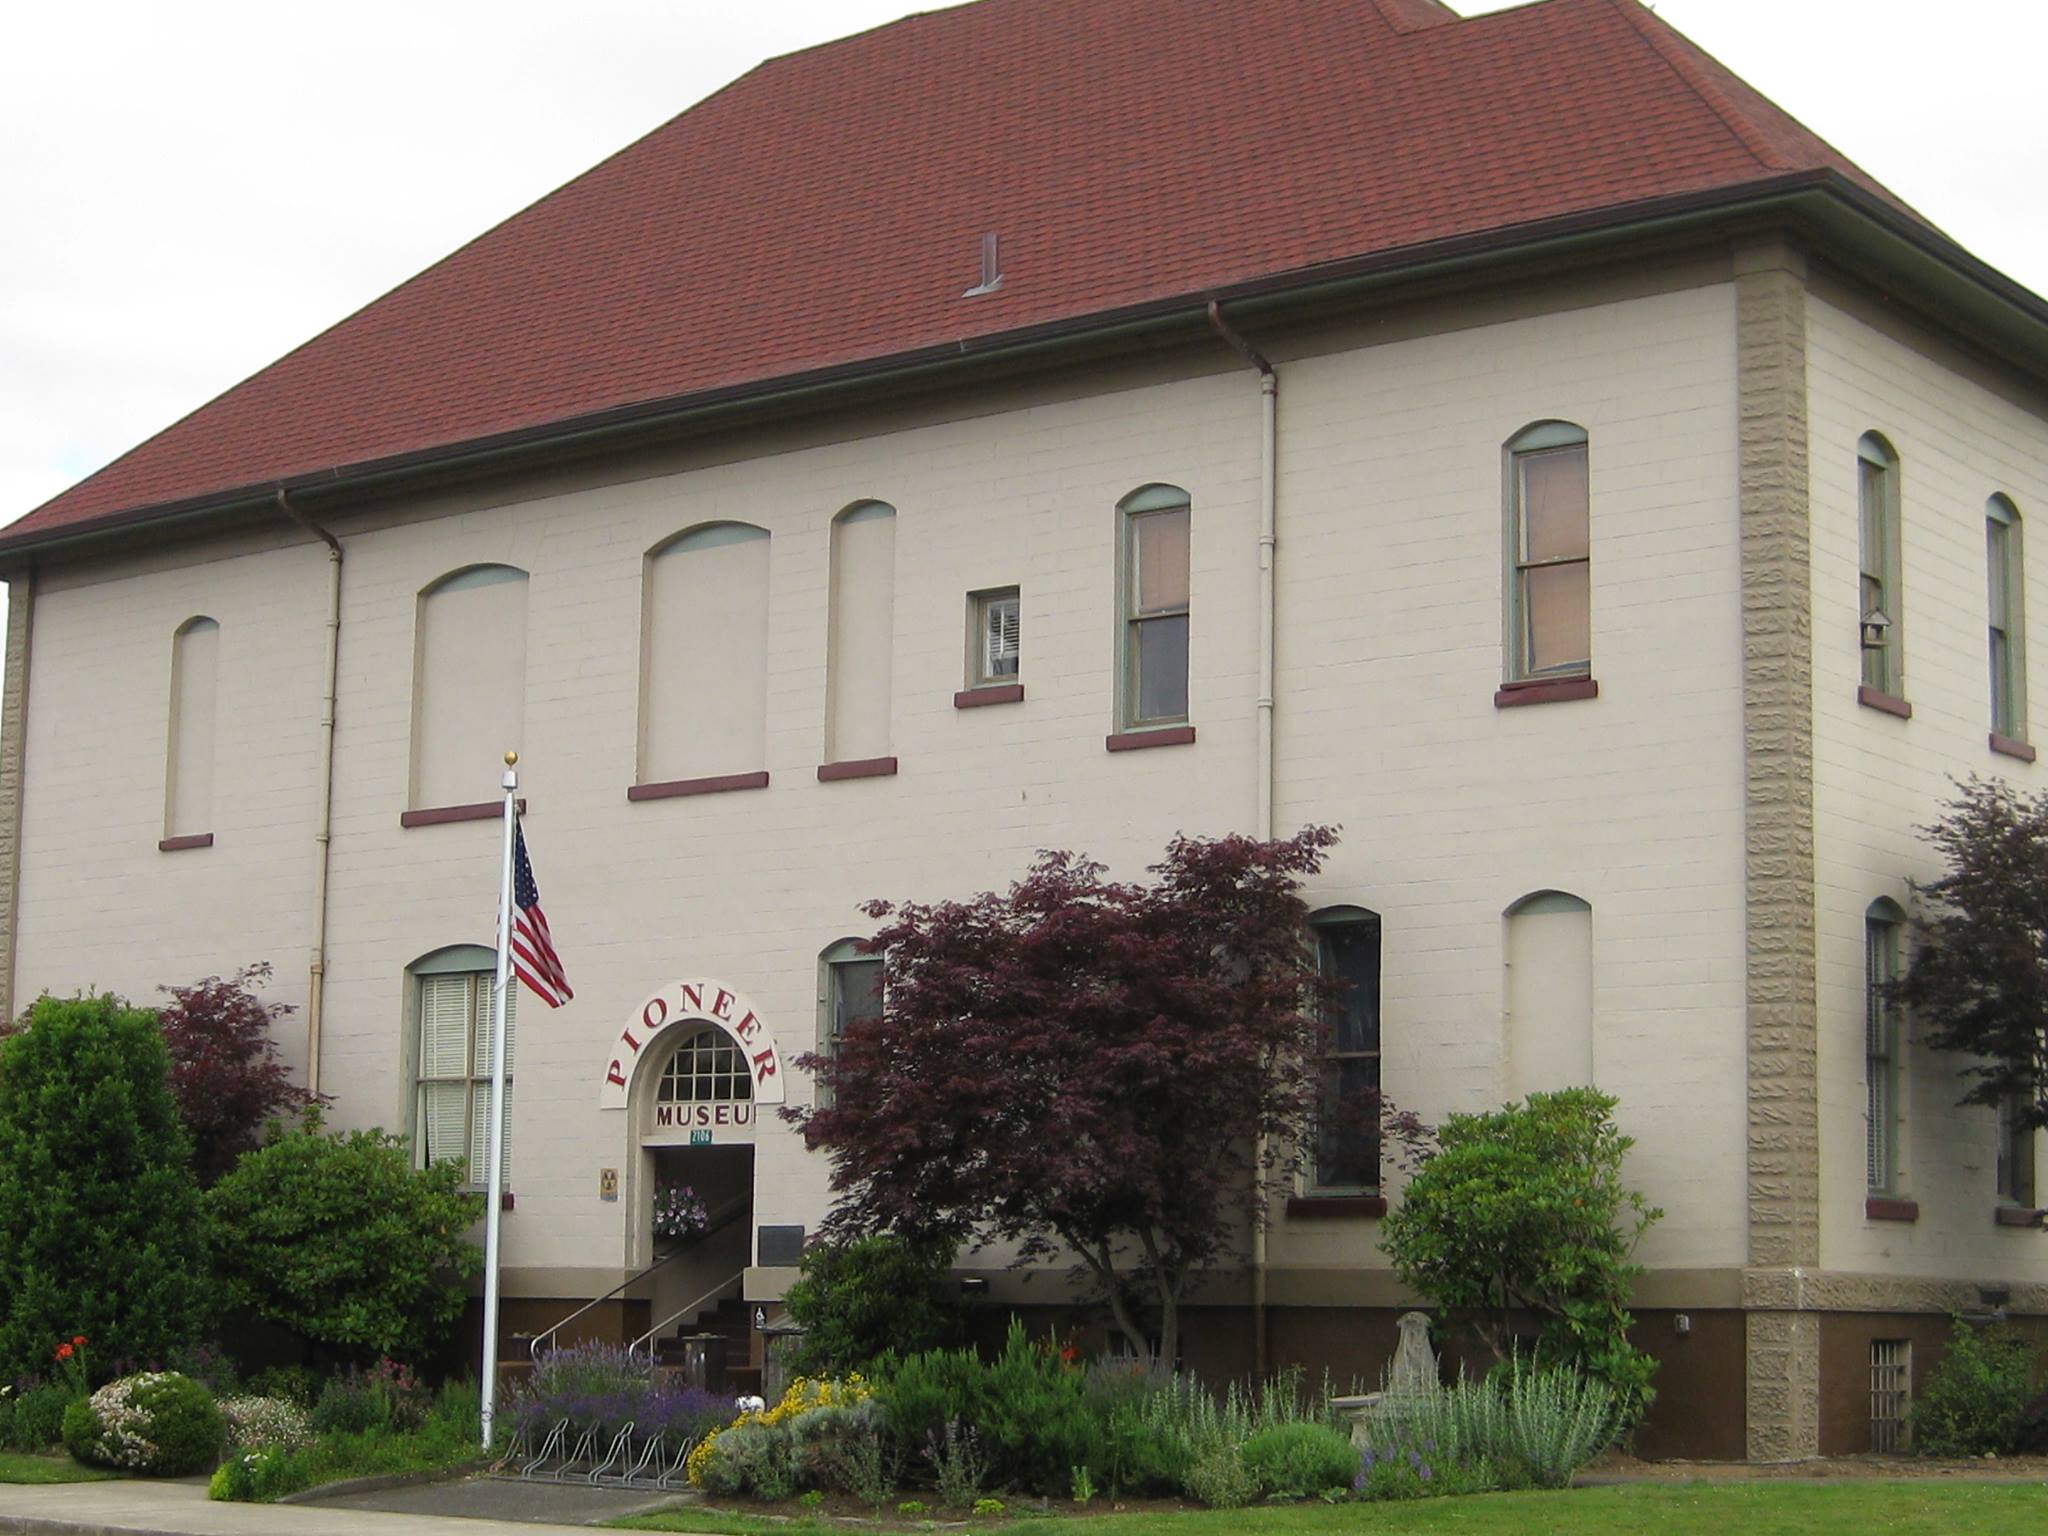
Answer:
[1870, 1339, 1911, 1453]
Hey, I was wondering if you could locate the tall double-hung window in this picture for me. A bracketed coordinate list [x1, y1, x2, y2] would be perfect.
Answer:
[1505, 423, 1591, 681]
[816, 940, 884, 1107]
[1858, 435, 1903, 698]
[1865, 900, 1904, 1195]
[1988, 496, 2027, 743]
[1119, 485, 1191, 728]
[413, 945, 515, 1184]
[1309, 907, 1382, 1193]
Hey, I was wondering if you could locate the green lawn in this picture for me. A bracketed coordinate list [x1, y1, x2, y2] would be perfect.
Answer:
[612, 1482, 2048, 1536]
[0, 1451, 119, 1484]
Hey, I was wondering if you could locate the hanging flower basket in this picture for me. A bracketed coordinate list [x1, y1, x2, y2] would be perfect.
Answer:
[653, 1183, 710, 1244]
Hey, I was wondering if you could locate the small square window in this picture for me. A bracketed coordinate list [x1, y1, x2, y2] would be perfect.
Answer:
[969, 588, 1021, 687]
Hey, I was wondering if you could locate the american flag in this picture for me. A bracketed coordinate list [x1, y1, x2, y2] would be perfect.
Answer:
[508, 822, 572, 1007]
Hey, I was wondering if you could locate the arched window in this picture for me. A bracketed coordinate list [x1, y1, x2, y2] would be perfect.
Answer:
[165, 617, 220, 842]
[410, 943, 513, 1185]
[1504, 890, 1593, 1097]
[816, 937, 883, 1107]
[412, 565, 529, 811]
[1865, 897, 1906, 1195]
[640, 523, 771, 787]
[1118, 484, 1191, 729]
[825, 501, 897, 766]
[1504, 422, 1590, 683]
[657, 1026, 755, 1104]
[1858, 434, 1903, 699]
[1307, 905, 1381, 1193]
[1988, 495, 2027, 744]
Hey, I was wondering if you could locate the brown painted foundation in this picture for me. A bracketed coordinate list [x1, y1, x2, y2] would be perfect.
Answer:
[1818, 1311, 2048, 1456]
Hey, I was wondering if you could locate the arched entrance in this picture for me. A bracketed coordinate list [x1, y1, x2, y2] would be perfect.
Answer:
[600, 980, 789, 1371]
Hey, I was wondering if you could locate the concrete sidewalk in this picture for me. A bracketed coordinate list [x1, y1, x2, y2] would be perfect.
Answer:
[0, 1476, 700, 1536]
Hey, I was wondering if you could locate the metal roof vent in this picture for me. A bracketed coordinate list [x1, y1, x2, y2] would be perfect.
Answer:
[962, 232, 1003, 297]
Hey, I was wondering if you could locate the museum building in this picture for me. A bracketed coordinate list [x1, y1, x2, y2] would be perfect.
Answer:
[3, 0, 2048, 1461]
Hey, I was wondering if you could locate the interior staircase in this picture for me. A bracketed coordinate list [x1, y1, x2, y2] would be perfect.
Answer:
[652, 1294, 761, 1396]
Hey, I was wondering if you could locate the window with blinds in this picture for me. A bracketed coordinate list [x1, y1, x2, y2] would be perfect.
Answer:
[1865, 903, 1903, 1195]
[417, 970, 516, 1185]
[1505, 422, 1591, 683]
[971, 588, 1021, 686]
[1309, 908, 1382, 1193]
[1119, 485, 1191, 728]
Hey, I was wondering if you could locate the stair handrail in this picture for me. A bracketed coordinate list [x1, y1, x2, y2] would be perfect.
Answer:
[629, 1270, 746, 1361]
[529, 1193, 753, 1363]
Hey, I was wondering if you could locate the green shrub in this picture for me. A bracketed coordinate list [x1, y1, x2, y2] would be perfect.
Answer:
[247, 1365, 323, 1410]
[205, 1126, 482, 1364]
[1240, 1422, 1358, 1499]
[1182, 1442, 1258, 1508]
[0, 994, 212, 1382]
[6, 1384, 75, 1450]
[784, 1235, 967, 1375]
[66, 1371, 225, 1476]
[974, 1323, 1102, 1494]
[1359, 1362, 1614, 1492]
[697, 1420, 799, 1499]
[311, 1360, 429, 1437]
[209, 1444, 313, 1502]
[875, 1345, 990, 1473]
[1914, 1318, 2037, 1457]
[1379, 1088, 1661, 1418]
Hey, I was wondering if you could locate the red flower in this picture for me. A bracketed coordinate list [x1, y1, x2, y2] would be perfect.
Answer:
[54, 1343, 72, 1361]
[71, 1335, 86, 1347]
[1059, 1344, 1081, 1364]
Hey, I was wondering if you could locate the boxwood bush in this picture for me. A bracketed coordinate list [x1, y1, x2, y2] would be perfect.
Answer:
[65, 1371, 225, 1476]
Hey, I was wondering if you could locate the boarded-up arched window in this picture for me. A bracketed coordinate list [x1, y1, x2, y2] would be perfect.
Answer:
[412, 565, 528, 810]
[825, 501, 896, 765]
[640, 523, 771, 786]
[165, 617, 220, 839]
[1504, 890, 1593, 1096]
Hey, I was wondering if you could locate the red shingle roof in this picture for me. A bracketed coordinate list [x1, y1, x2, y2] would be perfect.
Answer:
[12, 0, 1915, 545]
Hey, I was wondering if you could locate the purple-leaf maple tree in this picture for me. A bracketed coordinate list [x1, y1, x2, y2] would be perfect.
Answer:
[789, 826, 1418, 1364]
[157, 962, 324, 1184]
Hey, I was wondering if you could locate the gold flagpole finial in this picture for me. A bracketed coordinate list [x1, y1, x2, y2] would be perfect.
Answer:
[504, 750, 519, 766]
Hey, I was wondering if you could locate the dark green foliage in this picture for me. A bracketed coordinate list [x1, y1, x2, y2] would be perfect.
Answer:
[0, 993, 212, 1383]
[204, 1125, 482, 1364]
[67, 1372, 225, 1476]
[247, 1365, 323, 1410]
[6, 1385, 74, 1451]
[783, 1235, 967, 1374]
[1379, 1087, 1660, 1417]
[873, 1344, 989, 1473]
[1240, 1422, 1358, 1499]
[310, 1360, 429, 1435]
[1914, 1318, 2038, 1457]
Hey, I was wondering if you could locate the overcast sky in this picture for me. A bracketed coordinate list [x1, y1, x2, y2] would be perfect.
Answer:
[3, 0, 2044, 546]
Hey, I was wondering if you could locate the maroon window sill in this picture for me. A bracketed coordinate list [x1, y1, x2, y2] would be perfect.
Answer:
[158, 833, 214, 852]
[1991, 733, 2037, 763]
[629, 771, 770, 801]
[401, 798, 525, 828]
[1286, 1195, 1388, 1219]
[1865, 1196, 1919, 1222]
[1106, 725, 1197, 752]
[955, 684, 1025, 709]
[1857, 685, 1913, 719]
[1995, 1205, 2044, 1228]
[463, 1191, 516, 1211]
[1495, 676, 1598, 708]
[818, 757, 898, 782]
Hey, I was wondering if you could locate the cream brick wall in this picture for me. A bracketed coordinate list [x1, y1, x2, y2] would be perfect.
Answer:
[1807, 283, 2048, 1282]
[12, 272, 1752, 1285]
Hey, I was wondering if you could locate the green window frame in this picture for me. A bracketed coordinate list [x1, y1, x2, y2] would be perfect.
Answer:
[1858, 434, 1903, 696]
[1308, 906, 1382, 1194]
[1865, 900, 1904, 1196]
[1988, 495, 2027, 741]
[816, 939, 884, 1107]
[411, 944, 514, 1187]
[1504, 421, 1591, 682]
[1117, 484, 1192, 729]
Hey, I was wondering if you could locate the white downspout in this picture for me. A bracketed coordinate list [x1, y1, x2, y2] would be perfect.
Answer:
[1208, 301, 1278, 1379]
[277, 489, 342, 1098]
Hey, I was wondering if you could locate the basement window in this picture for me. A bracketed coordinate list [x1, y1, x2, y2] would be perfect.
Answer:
[1870, 1339, 1910, 1453]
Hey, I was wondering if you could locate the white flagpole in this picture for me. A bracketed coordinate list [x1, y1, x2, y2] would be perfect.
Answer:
[479, 751, 518, 1452]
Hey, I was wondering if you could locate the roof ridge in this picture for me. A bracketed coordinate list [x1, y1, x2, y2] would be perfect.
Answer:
[1604, 0, 1788, 173]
